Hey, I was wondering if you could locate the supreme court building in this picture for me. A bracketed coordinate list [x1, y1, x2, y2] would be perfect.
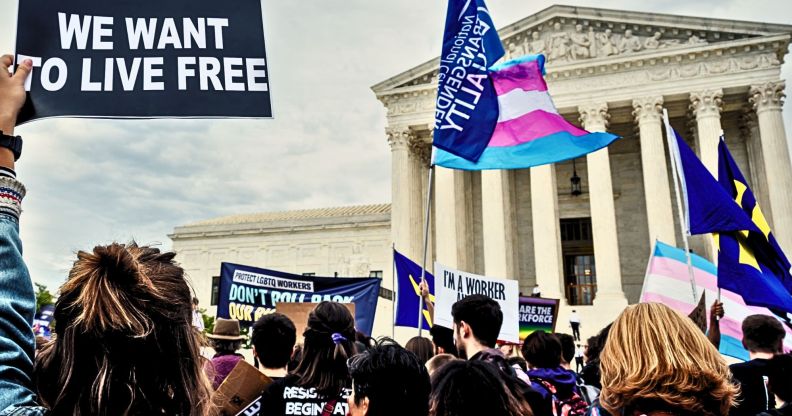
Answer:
[172, 5, 792, 340]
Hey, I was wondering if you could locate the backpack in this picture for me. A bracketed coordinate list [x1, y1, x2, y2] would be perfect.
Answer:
[534, 377, 589, 416]
[576, 382, 600, 406]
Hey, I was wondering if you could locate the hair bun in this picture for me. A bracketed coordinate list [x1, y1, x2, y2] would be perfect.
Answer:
[63, 242, 155, 335]
[93, 243, 142, 285]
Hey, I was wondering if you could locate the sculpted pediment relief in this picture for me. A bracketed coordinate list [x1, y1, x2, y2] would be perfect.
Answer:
[374, 5, 792, 93]
[503, 21, 714, 64]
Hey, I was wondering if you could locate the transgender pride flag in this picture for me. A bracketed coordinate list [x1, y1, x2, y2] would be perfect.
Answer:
[433, 55, 620, 170]
[641, 240, 792, 360]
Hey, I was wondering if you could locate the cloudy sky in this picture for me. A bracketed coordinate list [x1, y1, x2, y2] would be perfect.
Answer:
[0, 0, 790, 290]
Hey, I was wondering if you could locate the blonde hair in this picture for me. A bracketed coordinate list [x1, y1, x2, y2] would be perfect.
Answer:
[599, 303, 737, 416]
[425, 353, 458, 376]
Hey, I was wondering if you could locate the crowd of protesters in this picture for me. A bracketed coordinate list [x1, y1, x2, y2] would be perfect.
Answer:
[1, 55, 792, 416]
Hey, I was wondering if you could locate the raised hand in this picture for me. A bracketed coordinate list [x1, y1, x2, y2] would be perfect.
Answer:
[0, 55, 32, 135]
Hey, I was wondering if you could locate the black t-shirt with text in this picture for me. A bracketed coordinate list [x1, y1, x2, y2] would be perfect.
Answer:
[237, 377, 283, 416]
[245, 374, 351, 416]
[729, 358, 775, 416]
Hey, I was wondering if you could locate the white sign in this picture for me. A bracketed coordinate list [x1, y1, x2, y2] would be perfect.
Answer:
[433, 262, 520, 343]
[232, 270, 314, 293]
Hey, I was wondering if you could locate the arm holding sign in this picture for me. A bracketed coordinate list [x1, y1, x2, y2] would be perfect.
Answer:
[419, 279, 434, 323]
[0, 56, 31, 168]
[707, 300, 724, 349]
[0, 55, 46, 415]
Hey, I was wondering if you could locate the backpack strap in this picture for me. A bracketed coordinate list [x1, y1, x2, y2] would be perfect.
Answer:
[321, 399, 338, 416]
[531, 376, 558, 395]
[531, 376, 561, 416]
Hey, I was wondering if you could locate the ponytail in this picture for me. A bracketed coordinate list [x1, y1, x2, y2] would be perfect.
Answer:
[332, 332, 350, 361]
[294, 302, 356, 396]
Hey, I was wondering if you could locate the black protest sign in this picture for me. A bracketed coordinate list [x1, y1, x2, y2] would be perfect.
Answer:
[518, 296, 560, 341]
[14, 0, 272, 124]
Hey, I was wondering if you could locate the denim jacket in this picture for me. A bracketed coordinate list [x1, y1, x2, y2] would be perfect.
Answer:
[0, 176, 47, 415]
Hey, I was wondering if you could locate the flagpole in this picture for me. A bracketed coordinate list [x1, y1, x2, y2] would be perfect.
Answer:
[417, 163, 435, 338]
[663, 109, 698, 303]
[391, 243, 396, 340]
[717, 129, 725, 306]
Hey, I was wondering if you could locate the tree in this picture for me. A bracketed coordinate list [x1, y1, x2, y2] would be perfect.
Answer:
[200, 308, 215, 334]
[199, 310, 251, 349]
[34, 283, 54, 313]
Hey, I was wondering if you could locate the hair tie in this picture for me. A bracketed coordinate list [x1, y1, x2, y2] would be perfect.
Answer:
[331, 333, 347, 345]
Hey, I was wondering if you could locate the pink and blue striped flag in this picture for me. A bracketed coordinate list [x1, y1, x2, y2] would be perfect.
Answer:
[433, 55, 620, 170]
[641, 240, 792, 360]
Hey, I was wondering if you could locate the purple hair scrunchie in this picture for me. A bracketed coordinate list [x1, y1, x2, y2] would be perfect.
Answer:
[331, 332, 347, 345]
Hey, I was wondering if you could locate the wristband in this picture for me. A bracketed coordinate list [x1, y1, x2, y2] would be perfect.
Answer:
[0, 130, 22, 161]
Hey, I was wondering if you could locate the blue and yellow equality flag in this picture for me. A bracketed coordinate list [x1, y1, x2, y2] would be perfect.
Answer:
[667, 120, 792, 315]
[393, 250, 435, 330]
[667, 127, 758, 235]
[715, 139, 792, 316]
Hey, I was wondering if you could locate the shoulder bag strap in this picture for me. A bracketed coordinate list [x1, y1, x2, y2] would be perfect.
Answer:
[321, 399, 338, 416]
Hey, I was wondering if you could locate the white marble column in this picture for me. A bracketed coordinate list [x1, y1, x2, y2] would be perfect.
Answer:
[387, 128, 422, 261]
[409, 136, 432, 264]
[420, 160, 435, 267]
[690, 89, 724, 261]
[750, 81, 792, 253]
[689, 89, 724, 175]
[434, 166, 472, 270]
[578, 103, 627, 306]
[741, 110, 773, 224]
[633, 96, 677, 246]
[530, 164, 565, 300]
[482, 170, 516, 279]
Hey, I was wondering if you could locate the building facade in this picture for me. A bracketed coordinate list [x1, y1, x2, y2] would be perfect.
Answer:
[371, 5, 792, 338]
[169, 205, 405, 338]
[172, 5, 792, 342]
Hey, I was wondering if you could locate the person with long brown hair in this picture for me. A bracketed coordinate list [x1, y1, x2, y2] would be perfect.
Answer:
[258, 301, 356, 415]
[35, 243, 213, 415]
[0, 54, 211, 416]
[405, 336, 435, 366]
[599, 302, 738, 416]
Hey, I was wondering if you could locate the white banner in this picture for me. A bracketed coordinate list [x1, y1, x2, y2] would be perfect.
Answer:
[433, 262, 520, 343]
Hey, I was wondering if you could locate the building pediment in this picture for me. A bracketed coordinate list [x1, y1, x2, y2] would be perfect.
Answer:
[372, 4, 792, 95]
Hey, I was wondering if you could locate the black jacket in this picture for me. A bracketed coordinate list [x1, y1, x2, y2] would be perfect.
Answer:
[470, 348, 551, 416]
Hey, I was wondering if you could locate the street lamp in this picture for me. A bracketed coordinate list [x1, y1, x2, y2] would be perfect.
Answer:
[570, 159, 582, 196]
